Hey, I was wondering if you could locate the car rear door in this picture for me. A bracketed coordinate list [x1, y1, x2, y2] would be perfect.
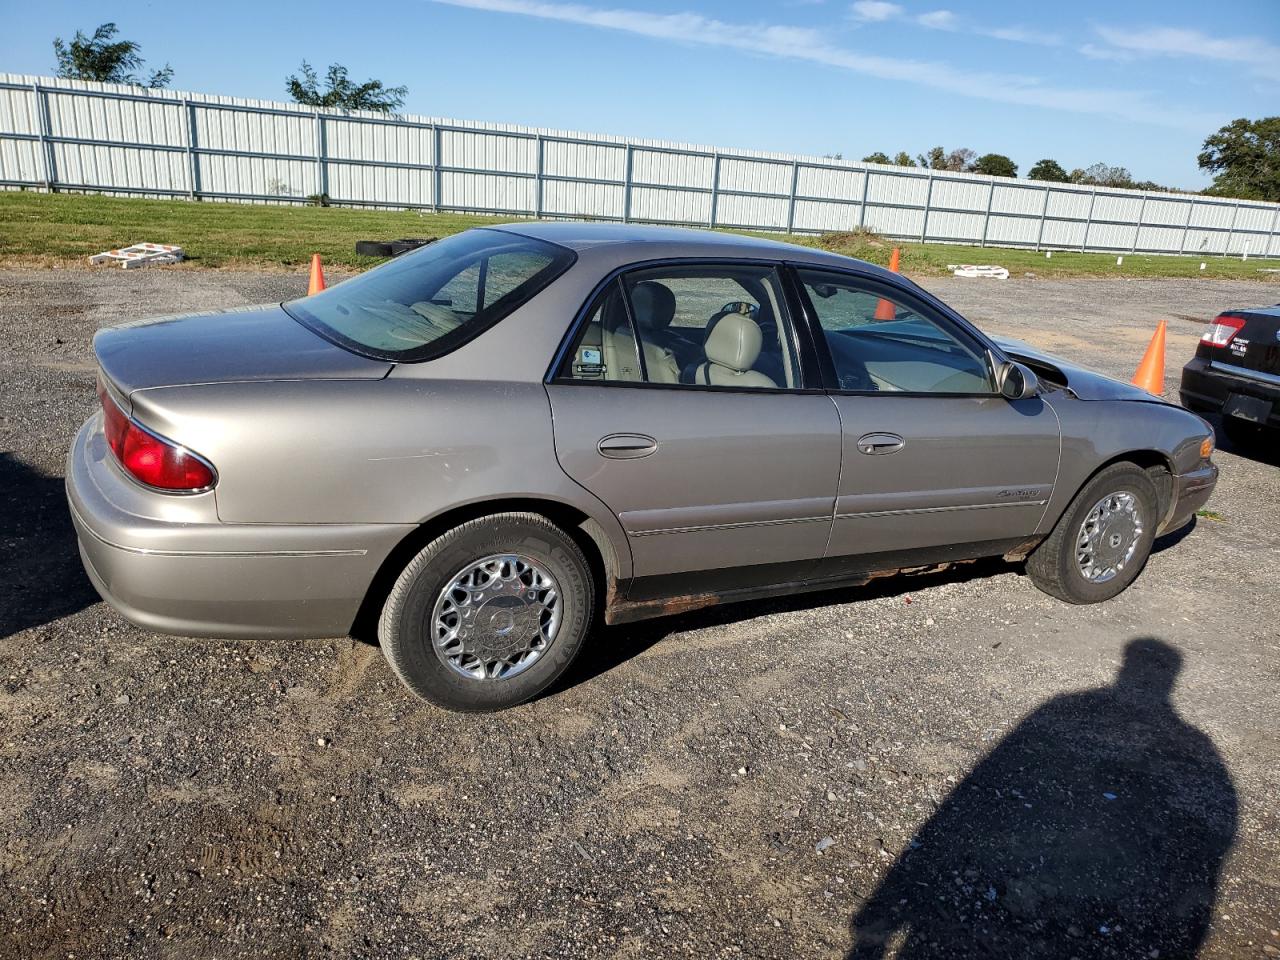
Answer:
[545, 261, 841, 598]
[788, 266, 1061, 575]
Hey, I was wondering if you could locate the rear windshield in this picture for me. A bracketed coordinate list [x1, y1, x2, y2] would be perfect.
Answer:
[284, 229, 575, 362]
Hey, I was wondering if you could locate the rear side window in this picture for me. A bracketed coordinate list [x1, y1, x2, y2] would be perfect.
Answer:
[285, 230, 574, 362]
[559, 264, 800, 390]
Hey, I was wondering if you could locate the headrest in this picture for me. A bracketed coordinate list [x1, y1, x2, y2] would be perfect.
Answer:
[630, 281, 676, 331]
[705, 313, 762, 373]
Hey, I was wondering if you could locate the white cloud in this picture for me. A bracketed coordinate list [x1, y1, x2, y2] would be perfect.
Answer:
[429, 0, 1216, 130]
[984, 26, 1061, 47]
[1092, 25, 1280, 81]
[1079, 42, 1134, 62]
[849, 1, 901, 22]
[916, 10, 957, 30]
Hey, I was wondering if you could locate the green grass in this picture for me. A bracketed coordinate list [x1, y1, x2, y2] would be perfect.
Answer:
[1, 190, 1277, 281]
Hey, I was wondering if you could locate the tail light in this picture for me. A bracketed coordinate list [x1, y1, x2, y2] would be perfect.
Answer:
[97, 380, 216, 492]
[1200, 315, 1246, 347]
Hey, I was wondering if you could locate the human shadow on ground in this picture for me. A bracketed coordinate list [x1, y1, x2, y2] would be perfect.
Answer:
[0, 452, 98, 640]
[845, 637, 1237, 960]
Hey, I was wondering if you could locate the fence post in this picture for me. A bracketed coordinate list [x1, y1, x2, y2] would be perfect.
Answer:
[920, 171, 934, 243]
[433, 125, 443, 212]
[313, 112, 326, 200]
[31, 82, 56, 191]
[785, 160, 799, 233]
[1034, 182, 1049, 251]
[182, 99, 200, 199]
[708, 152, 721, 228]
[534, 134, 544, 219]
[622, 144, 633, 223]
[1178, 197, 1195, 255]
[857, 167, 870, 228]
[1132, 194, 1147, 253]
[979, 179, 995, 247]
[1223, 201, 1240, 256]
[1080, 188, 1097, 253]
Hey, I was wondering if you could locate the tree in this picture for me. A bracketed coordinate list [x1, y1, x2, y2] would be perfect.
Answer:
[1027, 158, 1069, 182]
[917, 146, 976, 172]
[52, 22, 172, 88]
[972, 153, 1018, 178]
[917, 146, 946, 169]
[286, 62, 407, 113]
[1070, 163, 1135, 189]
[891, 151, 917, 167]
[1198, 117, 1280, 202]
[862, 151, 891, 164]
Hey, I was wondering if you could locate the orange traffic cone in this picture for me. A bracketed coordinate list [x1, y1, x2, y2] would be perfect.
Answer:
[307, 253, 326, 296]
[873, 247, 901, 321]
[1131, 320, 1167, 395]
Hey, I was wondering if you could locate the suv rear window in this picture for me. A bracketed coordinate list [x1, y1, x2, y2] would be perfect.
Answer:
[284, 229, 574, 362]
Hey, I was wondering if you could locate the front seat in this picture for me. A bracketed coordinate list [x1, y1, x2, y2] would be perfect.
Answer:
[693, 313, 778, 389]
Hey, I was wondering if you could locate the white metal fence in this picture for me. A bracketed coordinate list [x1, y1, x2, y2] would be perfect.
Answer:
[3, 72, 1278, 258]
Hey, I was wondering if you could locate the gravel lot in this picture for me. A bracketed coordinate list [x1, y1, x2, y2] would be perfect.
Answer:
[1, 266, 1278, 960]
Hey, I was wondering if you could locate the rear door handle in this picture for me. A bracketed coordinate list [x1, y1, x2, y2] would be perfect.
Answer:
[857, 432, 905, 455]
[597, 433, 659, 459]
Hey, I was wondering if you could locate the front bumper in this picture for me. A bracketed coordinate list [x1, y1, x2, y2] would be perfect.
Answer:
[1158, 462, 1218, 536]
[1180, 357, 1280, 430]
[67, 416, 411, 639]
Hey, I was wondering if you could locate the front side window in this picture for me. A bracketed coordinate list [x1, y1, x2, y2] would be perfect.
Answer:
[797, 269, 993, 394]
[285, 229, 574, 361]
[560, 264, 799, 390]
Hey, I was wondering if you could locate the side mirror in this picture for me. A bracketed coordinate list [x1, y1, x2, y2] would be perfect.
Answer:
[997, 360, 1041, 400]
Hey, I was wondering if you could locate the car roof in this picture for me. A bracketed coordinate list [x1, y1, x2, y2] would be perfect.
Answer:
[490, 221, 890, 274]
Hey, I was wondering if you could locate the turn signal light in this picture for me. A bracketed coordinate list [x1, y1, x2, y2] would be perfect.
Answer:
[98, 381, 216, 492]
[1199, 436, 1214, 460]
[1200, 315, 1246, 347]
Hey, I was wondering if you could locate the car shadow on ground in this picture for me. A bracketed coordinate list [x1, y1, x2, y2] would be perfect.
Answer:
[558, 558, 1008, 692]
[1211, 414, 1280, 468]
[844, 637, 1237, 959]
[0, 452, 98, 641]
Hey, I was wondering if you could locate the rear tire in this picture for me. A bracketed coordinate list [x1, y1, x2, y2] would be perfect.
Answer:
[378, 513, 594, 711]
[1026, 463, 1159, 604]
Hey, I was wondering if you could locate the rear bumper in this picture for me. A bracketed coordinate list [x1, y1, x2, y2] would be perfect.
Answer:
[1159, 462, 1217, 536]
[1180, 357, 1280, 429]
[67, 416, 411, 639]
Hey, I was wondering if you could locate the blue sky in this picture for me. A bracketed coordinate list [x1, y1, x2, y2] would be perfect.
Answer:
[3, 0, 1277, 187]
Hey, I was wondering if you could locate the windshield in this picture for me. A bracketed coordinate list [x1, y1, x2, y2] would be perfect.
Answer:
[284, 229, 575, 361]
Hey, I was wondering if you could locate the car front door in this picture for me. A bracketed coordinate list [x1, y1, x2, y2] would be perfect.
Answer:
[545, 261, 841, 600]
[789, 266, 1061, 576]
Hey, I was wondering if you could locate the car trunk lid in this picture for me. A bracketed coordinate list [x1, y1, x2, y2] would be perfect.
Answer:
[94, 303, 392, 397]
[1203, 306, 1280, 381]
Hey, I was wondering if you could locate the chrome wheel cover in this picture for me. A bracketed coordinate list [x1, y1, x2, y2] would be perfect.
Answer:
[1076, 491, 1143, 584]
[431, 554, 561, 681]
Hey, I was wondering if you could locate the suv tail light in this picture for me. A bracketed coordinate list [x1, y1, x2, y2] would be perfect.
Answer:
[98, 381, 216, 492]
[1200, 315, 1246, 347]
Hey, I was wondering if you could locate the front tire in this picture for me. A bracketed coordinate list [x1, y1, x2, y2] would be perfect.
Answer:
[1026, 463, 1159, 604]
[378, 513, 595, 711]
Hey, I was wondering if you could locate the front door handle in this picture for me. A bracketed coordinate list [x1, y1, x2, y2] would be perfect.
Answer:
[857, 432, 905, 455]
[598, 433, 659, 459]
